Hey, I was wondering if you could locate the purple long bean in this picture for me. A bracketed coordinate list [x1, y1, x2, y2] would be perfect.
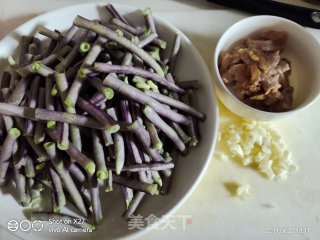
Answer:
[144, 90, 205, 120]
[113, 175, 159, 195]
[91, 130, 108, 180]
[145, 119, 163, 151]
[13, 165, 31, 207]
[95, 63, 183, 93]
[105, 4, 132, 26]
[170, 33, 181, 73]
[25, 156, 36, 179]
[65, 161, 86, 184]
[77, 97, 119, 133]
[122, 191, 145, 219]
[46, 129, 95, 175]
[38, 26, 61, 41]
[107, 108, 125, 175]
[7, 77, 30, 105]
[120, 100, 149, 183]
[143, 106, 185, 152]
[44, 142, 87, 217]
[88, 173, 102, 224]
[128, 120, 164, 162]
[73, 15, 164, 76]
[49, 166, 66, 209]
[13, 139, 27, 168]
[106, 162, 174, 172]
[143, 8, 156, 33]
[52, 25, 78, 53]
[111, 18, 139, 35]
[24, 76, 41, 136]
[64, 37, 107, 108]
[102, 74, 190, 125]
[34, 88, 46, 144]
[0, 128, 21, 180]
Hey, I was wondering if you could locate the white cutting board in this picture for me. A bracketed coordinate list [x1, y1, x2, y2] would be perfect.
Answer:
[144, 9, 320, 240]
[0, 4, 319, 239]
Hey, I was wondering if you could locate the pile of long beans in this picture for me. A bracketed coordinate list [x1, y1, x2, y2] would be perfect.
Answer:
[0, 4, 204, 227]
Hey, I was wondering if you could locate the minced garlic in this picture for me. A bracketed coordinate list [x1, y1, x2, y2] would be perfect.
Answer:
[217, 120, 298, 180]
[235, 184, 251, 199]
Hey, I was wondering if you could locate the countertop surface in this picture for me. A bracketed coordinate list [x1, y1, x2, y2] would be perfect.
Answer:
[1, 1, 320, 240]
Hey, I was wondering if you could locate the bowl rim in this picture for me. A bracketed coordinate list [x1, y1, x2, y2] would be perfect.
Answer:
[212, 15, 320, 117]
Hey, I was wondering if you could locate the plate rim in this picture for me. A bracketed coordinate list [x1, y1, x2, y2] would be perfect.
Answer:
[0, 2, 219, 239]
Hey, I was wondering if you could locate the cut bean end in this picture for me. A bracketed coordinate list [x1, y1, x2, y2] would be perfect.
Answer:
[155, 142, 163, 151]
[51, 84, 58, 96]
[64, 98, 75, 108]
[8, 56, 17, 67]
[97, 170, 108, 180]
[116, 29, 123, 36]
[47, 121, 57, 129]
[85, 161, 96, 175]
[9, 128, 21, 138]
[136, 82, 150, 90]
[26, 173, 36, 179]
[102, 87, 114, 100]
[147, 80, 158, 91]
[189, 139, 199, 147]
[109, 124, 120, 134]
[78, 69, 88, 79]
[148, 184, 159, 195]
[43, 142, 55, 149]
[143, 7, 152, 16]
[36, 162, 46, 171]
[57, 142, 69, 151]
[31, 61, 41, 73]
[80, 42, 91, 53]
[54, 206, 61, 213]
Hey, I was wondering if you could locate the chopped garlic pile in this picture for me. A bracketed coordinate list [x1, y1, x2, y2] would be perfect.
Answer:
[218, 120, 298, 180]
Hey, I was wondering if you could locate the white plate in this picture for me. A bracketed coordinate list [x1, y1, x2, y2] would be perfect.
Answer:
[0, 2, 218, 239]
